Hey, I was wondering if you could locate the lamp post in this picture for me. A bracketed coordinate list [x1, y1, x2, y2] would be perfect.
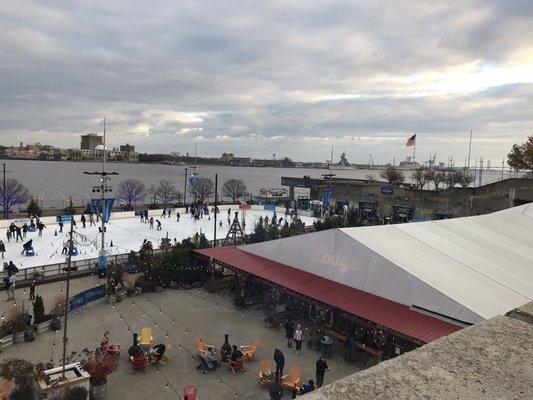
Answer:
[62, 216, 74, 379]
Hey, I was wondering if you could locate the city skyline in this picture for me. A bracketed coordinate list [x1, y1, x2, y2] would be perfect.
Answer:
[0, 1, 532, 164]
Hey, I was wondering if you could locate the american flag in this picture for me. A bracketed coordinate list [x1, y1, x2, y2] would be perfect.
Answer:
[406, 134, 416, 147]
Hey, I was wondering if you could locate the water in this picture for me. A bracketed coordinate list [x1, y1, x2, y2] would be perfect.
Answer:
[3, 159, 519, 209]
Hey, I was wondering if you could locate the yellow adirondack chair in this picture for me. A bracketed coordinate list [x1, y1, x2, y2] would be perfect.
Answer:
[138, 327, 153, 348]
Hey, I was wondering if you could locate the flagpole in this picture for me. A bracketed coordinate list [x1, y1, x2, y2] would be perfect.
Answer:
[413, 132, 416, 165]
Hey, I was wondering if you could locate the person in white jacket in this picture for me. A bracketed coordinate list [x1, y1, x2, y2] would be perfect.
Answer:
[293, 324, 305, 355]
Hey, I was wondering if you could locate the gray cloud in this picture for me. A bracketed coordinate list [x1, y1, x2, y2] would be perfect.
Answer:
[0, 0, 532, 164]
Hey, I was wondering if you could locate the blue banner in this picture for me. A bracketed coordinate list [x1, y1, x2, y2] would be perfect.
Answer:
[263, 204, 276, 211]
[67, 285, 106, 313]
[91, 199, 101, 215]
[322, 188, 333, 205]
[102, 198, 114, 222]
[56, 215, 73, 222]
[381, 187, 393, 196]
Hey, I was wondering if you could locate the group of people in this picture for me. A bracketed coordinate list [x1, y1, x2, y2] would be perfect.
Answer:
[127, 333, 166, 364]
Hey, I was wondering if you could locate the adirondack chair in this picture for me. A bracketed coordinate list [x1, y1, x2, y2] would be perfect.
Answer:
[282, 365, 301, 391]
[130, 354, 148, 373]
[195, 337, 206, 352]
[241, 339, 260, 361]
[138, 327, 153, 349]
[0, 380, 12, 400]
[229, 356, 246, 375]
[258, 361, 274, 388]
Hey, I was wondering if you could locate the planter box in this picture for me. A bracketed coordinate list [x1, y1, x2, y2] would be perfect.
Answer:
[14, 330, 25, 343]
[90, 381, 108, 400]
[106, 294, 117, 305]
[35, 319, 52, 334]
[38, 362, 90, 400]
[0, 334, 14, 349]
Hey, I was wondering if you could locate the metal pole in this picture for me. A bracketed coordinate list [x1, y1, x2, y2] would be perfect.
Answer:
[2, 163, 6, 219]
[213, 174, 218, 248]
[101, 119, 106, 260]
[501, 159, 504, 181]
[62, 217, 74, 378]
[478, 158, 483, 187]
[183, 167, 188, 206]
[467, 130, 472, 171]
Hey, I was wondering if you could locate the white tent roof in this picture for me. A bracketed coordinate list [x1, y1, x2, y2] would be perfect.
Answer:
[240, 203, 533, 324]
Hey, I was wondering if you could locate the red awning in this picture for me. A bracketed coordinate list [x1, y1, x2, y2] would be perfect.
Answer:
[196, 246, 461, 343]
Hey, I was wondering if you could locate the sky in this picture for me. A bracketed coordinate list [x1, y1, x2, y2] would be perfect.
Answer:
[0, 0, 532, 165]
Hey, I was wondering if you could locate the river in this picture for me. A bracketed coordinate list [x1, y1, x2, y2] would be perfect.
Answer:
[3, 159, 519, 209]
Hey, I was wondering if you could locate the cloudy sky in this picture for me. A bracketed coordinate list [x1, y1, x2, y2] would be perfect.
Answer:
[1, 0, 532, 164]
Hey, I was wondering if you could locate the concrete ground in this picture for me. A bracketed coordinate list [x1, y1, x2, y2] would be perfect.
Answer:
[1, 277, 357, 399]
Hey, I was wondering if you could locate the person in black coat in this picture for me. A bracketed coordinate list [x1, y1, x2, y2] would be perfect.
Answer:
[273, 348, 285, 381]
[284, 318, 295, 348]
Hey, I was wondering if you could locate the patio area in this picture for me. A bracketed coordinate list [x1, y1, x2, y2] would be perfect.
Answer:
[1, 276, 358, 399]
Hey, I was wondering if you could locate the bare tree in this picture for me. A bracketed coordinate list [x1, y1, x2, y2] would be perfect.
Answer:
[426, 170, 446, 190]
[0, 178, 30, 218]
[379, 166, 405, 185]
[222, 179, 247, 202]
[456, 170, 475, 188]
[118, 179, 146, 205]
[191, 177, 214, 202]
[413, 167, 429, 189]
[444, 170, 459, 188]
[154, 180, 181, 208]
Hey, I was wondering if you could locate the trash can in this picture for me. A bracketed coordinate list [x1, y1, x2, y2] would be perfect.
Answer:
[320, 335, 333, 358]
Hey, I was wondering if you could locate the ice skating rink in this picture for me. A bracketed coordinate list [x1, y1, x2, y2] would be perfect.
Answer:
[1, 207, 316, 270]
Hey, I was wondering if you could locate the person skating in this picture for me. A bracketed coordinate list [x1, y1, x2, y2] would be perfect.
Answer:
[59, 220, 64, 233]
[37, 221, 46, 237]
[161, 208, 166, 218]
[284, 318, 295, 348]
[6, 229, 11, 243]
[9, 223, 16, 238]
[156, 220, 162, 230]
[149, 217, 154, 229]
[274, 348, 285, 381]
[167, 209, 171, 218]
[29, 280, 36, 300]
[315, 356, 329, 388]
[21, 239, 33, 255]
[0, 240, 5, 259]
[81, 214, 86, 228]
[176, 212, 180, 222]
[89, 212, 95, 226]
[15, 226, 23, 242]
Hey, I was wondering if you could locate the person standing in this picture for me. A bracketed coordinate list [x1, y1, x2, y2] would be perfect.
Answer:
[59, 220, 64, 233]
[29, 280, 36, 300]
[344, 332, 355, 364]
[37, 221, 46, 237]
[22, 224, 28, 238]
[81, 214, 86, 228]
[293, 324, 304, 355]
[315, 356, 329, 388]
[15, 226, 23, 242]
[273, 348, 285, 381]
[89, 212, 95, 226]
[149, 217, 154, 229]
[167, 209, 171, 218]
[284, 318, 295, 348]
[0, 240, 5, 258]
[6, 273, 16, 302]
[176, 212, 180, 222]
[161, 208, 166, 218]
[6, 229, 11, 243]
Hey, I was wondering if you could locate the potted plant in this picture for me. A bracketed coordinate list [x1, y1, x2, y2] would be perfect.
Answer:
[80, 334, 119, 400]
[10, 305, 29, 344]
[0, 319, 14, 349]
[105, 285, 117, 304]
[0, 358, 39, 400]
[24, 326, 35, 342]
[34, 295, 53, 334]
[51, 293, 66, 331]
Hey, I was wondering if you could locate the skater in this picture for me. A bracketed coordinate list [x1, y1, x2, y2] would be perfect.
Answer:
[167, 209, 171, 218]
[284, 318, 295, 348]
[29, 280, 36, 300]
[21, 239, 33, 255]
[144, 210, 149, 223]
[0, 240, 5, 258]
[219, 220, 222, 228]
[81, 214, 86, 228]
[89, 212, 95, 226]
[59, 220, 64, 233]
[149, 217, 154, 229]
[61, 240, 69, 255]
[9, 223, 16, 237]
[5, 273, 16, 302]
[37, 221, 46, 237]
[176, 212, 180, 222]
[315, 356, 329, 388]
[140, 212, 144, 223]
[22, 224, 28, 238]
[161, 208, 166, 218]
[156, 220, 162, 230]
[15, 226, 23, 242]
[274, 349, 285, 381]
[294, 324, 304, 355]
[5, 230, 10, 243]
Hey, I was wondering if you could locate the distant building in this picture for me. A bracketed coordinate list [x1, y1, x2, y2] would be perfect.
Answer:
[221, 153, 235, 162]
[221, 152, 251, 166]
[81, 133, 103, 150]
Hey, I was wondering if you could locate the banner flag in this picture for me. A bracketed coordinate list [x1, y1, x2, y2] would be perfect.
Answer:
[102, 198, 115, 222]
[323, 188, 333, 204]
[91, 199, 101, 215]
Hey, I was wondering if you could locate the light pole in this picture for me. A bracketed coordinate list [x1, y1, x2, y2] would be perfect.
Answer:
[2, 163, 13, 219]
[62, 217, 74, 379]
[183, 167, 188, 206]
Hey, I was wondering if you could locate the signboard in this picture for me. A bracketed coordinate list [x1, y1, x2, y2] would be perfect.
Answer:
[67, 293, 86, 313]
[239, 204, 251, 210]
[322, 188, 333, 205]
[134, 210, 147, 216]
[381, 187, 393, 196]
[56, 215, 73, 222]
[84, 285, 106, 303]
[102, 198, 115, 223]
[263, 204, 276, 211]
[67, 285, 106, 313]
